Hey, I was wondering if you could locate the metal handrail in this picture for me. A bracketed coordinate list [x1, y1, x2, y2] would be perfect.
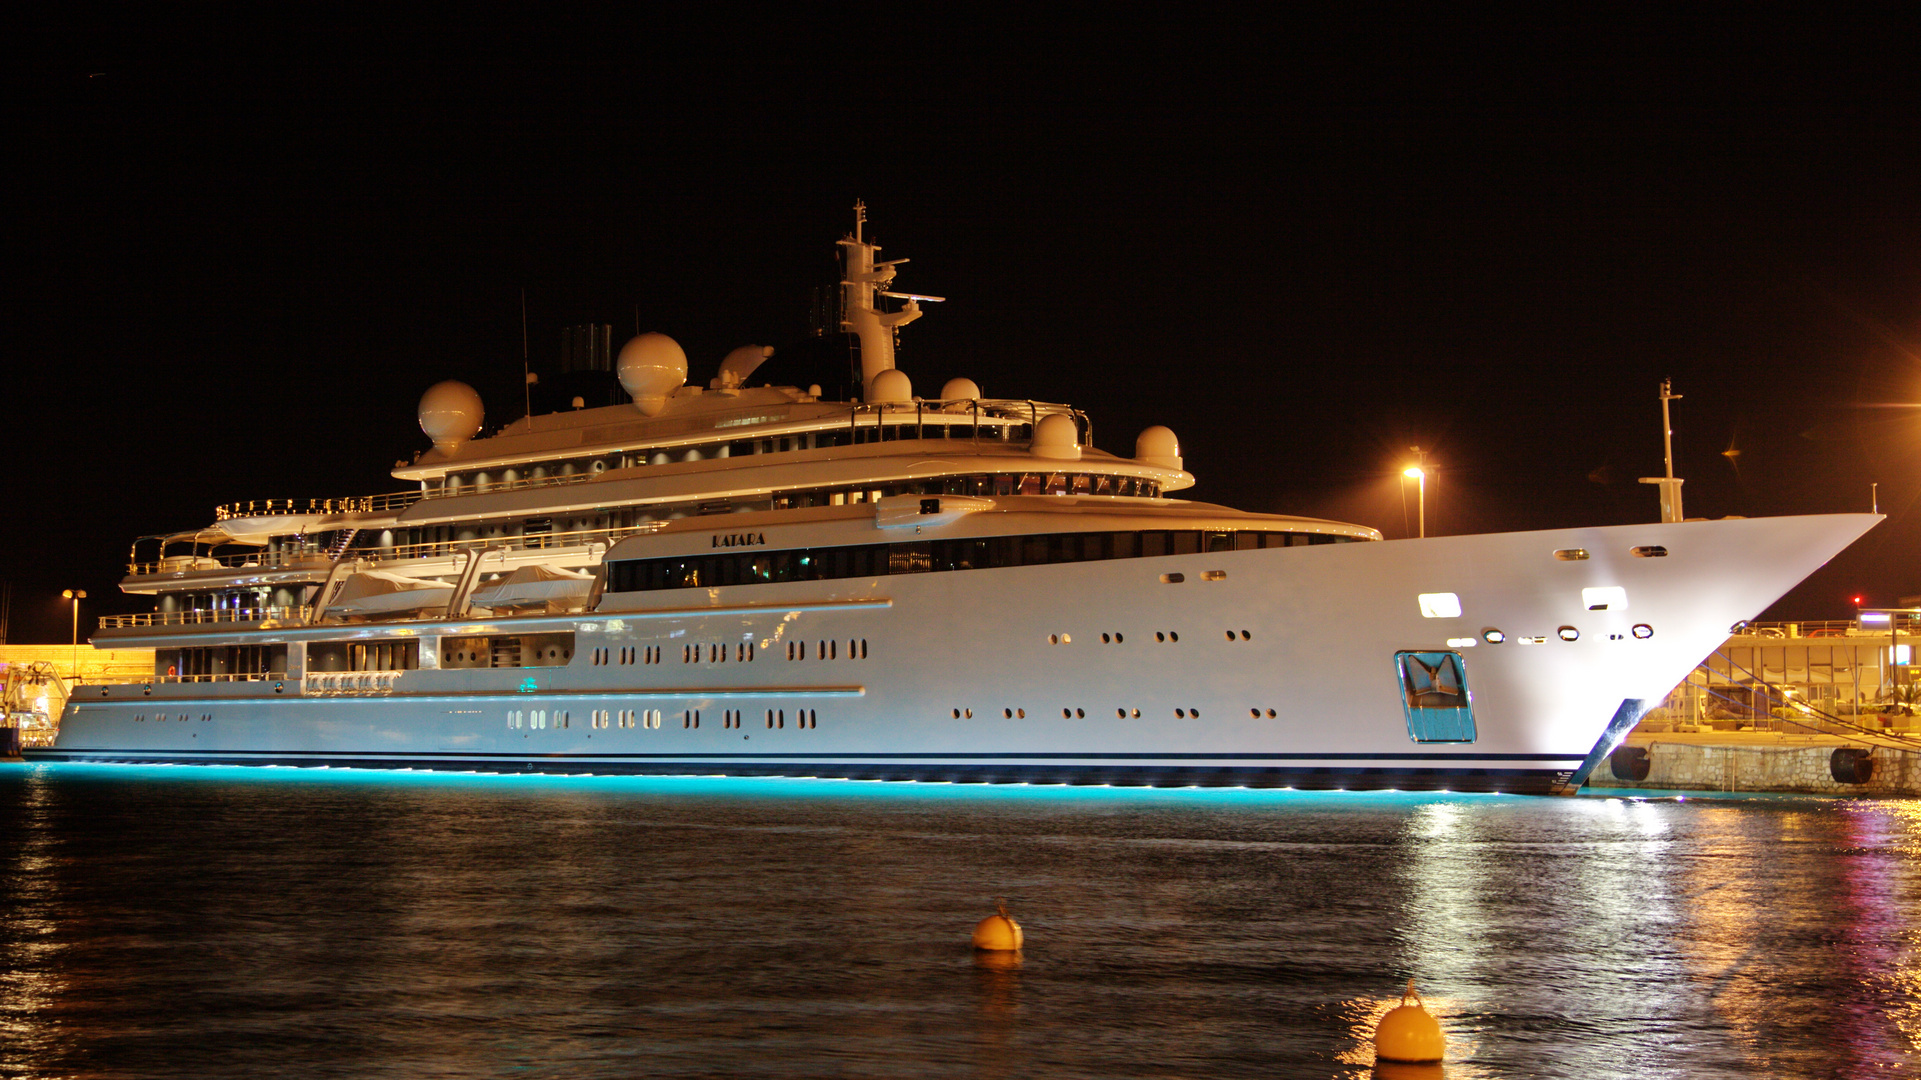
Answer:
[128, 551, 335, 575]
[128, 522, 655, 577]
[374, 524, 649, 563]
[304, 670, 404, 695]
[1741, 617, 1921, 637]
[98, 606, 313, 630]
[215, 491, 426, 520]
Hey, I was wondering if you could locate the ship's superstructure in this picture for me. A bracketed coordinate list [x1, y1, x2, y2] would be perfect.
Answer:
[28, 207, 1879, 792]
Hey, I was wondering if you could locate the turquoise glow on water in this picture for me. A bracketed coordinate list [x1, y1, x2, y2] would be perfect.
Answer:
[14, 759, 1522, 806]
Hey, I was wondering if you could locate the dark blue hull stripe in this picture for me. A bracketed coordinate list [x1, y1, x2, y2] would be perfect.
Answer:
[31, 749, 1581, 762]
[20, 749, 1580, 794]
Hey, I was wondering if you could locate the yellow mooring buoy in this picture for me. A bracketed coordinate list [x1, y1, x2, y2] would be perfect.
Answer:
[971, 898, 1024, 951]
[1374, 980, 1445, 1064]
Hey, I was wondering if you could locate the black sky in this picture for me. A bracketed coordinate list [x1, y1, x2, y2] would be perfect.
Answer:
[6, 9, 1919, 642]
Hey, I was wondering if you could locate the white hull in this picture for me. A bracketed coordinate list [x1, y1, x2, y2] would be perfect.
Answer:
[37, 514, 1877, 794]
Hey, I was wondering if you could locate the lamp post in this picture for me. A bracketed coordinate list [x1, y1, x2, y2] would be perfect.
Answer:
[62, 589, 86, 678]
[1403, 446, 1428, 539]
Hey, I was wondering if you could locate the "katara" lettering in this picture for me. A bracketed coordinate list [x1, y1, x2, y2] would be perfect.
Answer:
[711, 532, 767, 548]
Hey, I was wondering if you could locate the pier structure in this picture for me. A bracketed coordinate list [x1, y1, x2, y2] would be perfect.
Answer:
[1590, 611, 1921, 796]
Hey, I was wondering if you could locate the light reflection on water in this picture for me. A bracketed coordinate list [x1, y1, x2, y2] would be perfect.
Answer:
[2, 765, 1920, 1078]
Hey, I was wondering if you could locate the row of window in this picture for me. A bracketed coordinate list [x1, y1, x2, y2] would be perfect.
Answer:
[683, 642, 758, 664]
[947, 706, 1212, 720]
[132, 713, 212, 722]
[771, 472, 1163, 509]
[591, 646, 663, 665]
[785, 639, 868, 660]
[434, 421, 1039, 498]
[608, 529, 1358, 593]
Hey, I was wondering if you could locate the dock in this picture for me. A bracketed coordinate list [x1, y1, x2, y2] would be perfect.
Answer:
[1586, 610, 1920, 797]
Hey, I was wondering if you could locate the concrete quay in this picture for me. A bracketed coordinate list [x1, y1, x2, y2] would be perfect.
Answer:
[1584, 730, 1921, 797]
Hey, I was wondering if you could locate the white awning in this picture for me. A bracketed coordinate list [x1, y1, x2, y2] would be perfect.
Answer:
[328, 570, 455, 615]
[469, 564, 595, 609]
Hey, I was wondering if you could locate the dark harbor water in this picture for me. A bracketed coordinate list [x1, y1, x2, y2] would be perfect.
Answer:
[4, 766, 1919, 1079]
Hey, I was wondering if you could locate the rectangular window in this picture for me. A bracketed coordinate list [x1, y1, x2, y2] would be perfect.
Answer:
[1397, 651, 1476, 742]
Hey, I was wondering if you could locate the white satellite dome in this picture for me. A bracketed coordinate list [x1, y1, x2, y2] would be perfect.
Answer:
[418, 381, 484, 452]
[1135, 425, 1182, 471]
[618, 332, 688, 416]
[939, 377, 981, 402]
[1030, 412, 1082, 461]
[868, 368, 913, 403]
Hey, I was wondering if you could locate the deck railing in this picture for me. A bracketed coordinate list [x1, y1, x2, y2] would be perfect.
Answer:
[1742, 617, 1921, 637]
[98, 606, 313, 630]
[128, 523, 655, 577]
[304, 670, 404, 696]
[215, 491, 427, 520]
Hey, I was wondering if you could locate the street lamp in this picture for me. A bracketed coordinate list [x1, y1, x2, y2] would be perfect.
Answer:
[61, 589, 87, 678]
[1403, 445, 1429, 539]
[1402, 467, 1426, 538]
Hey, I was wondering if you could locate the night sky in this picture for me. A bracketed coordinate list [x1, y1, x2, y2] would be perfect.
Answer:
[8, 11, 1919, 643]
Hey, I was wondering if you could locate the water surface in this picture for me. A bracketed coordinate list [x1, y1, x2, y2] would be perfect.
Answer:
[3, 765, 1917, 1078]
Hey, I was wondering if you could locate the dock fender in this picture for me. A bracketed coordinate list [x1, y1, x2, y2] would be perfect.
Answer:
[1565, 698, 1650, 792]
[1608, 745, 1652, 782]
[1831, 747, 1874, 785]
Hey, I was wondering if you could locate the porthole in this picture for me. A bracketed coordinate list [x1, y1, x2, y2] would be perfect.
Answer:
[1156, 632, 1165, 642]
[1115, 632, 1124, 644]
[1161, 573, 1185, 584]
[1554, 548, 1590, 561]
[1191, 707, 1201, 718]
[1062, 707, 1072, 719]
[1170, 632, 1179, 643]
[1225, 631, 1236, 641]
[1482, 629, 1505, 644]
[1558, 626, 1580, 642]
[1116, 708, 1126, 719]
[1075, 708, 1084, 718]
[1240, 630, 1251, 640]
[1004, 708, 1013, 719]
[1016, 709, 1025, 719]
[1049, 634, 1059, 644]
[1631, 546, 1669, 558]
[963, 709, 972, 719]
[1250, 708, 1260, 718]
[1632, 623, 1654, 639]
[1060, 633, 1071, 644]
[1202, 570, 1227, 581]
[1265, 709, 1276, 718]
[1175, 708, 1186, 718]
[953, 708, 962, 719]
[1102, 633, 1111, 643]
[1131, 708, 1140, 718]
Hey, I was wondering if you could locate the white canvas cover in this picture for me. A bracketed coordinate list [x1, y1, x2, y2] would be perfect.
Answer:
[469, 564, 595, 609]
[327, 569, 455, 615]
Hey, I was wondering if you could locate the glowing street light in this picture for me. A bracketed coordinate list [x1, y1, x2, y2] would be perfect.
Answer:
[61, 589, 86, 678]
[1404, 446, 1429, 538]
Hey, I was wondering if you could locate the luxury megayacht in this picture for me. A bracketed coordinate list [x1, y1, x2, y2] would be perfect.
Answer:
[29, 207, 1879, 793]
